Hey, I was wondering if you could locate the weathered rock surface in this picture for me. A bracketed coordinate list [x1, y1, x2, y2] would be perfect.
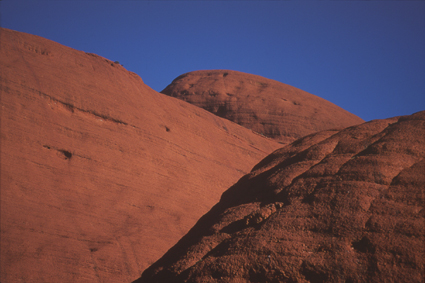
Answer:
[0, 28, 281, 283]
[137, 111, 425, 283]
[161, 70, 364, 144]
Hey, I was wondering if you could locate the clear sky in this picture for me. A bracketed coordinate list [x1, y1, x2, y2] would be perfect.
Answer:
[2, 1, 424, 121]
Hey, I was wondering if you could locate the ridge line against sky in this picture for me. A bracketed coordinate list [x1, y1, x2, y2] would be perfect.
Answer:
[1, 0, 424, 122]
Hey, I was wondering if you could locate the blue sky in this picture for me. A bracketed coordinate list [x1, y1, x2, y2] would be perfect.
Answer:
[2, 1, 424, 121]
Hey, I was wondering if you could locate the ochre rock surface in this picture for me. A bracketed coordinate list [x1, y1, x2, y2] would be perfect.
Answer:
[0, 28, 281, 283]
[161, 70, 364, 144]
[137, 111, 425, 283]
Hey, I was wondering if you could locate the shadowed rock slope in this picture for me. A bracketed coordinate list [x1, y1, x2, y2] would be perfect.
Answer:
[137, 111, 425, 283]
[0, 28, 281, 283]
[161, 70, 364, 144]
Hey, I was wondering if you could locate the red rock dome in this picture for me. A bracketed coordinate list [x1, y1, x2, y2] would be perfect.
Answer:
[161, 70, 364, 144]
[0, 28, 280, 282]
[137, 111, 425, 283]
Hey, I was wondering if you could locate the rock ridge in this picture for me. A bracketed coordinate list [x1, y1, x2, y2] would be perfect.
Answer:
[137, 110, 425, 283]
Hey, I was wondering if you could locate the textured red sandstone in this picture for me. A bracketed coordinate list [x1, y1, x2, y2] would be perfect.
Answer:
[0, 28, 281, 283]
[136, 111, 425, 283]
[161, 70, 364, 144]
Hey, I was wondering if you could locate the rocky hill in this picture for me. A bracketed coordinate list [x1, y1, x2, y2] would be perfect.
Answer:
[161, 70, 364, 144]
[137, 111, 425, 283]
[0, 28, 281, 283]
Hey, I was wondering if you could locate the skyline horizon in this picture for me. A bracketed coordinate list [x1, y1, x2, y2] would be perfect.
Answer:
[2, 1, 424, 122]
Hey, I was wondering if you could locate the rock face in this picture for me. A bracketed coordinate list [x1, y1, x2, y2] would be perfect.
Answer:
[137, 111, 425, 283]
[0, 28, 281, 283]
[161, 70, 364, 144]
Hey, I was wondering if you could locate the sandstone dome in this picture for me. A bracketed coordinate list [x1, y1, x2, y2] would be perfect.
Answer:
[161, 70, 364, 144]
[137, 111, 424, 283]
[0, 28, 280, 283]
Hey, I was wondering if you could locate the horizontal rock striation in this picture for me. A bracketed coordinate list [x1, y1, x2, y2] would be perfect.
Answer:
[137, 111, 425, 283]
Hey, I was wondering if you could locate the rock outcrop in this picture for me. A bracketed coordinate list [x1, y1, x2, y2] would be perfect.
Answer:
[0, 28, 281, 283]
[137, 111, 425, 283]
[161, 70, 364, 144]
